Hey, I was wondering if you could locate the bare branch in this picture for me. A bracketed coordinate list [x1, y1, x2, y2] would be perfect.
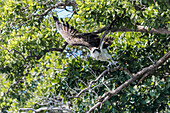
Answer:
[80, 25, 170, 35]
[33, 1, 77, 18]
[87, 51, 170, 113]
[92, 78, 114, 90]
[28, 42, 68, 60]
[69, 66, 120, 98]
[148, 56, 155, 64]
[120, 67, 134, 78]
[137, 71, 153, 85]
[5, 75, 23, 95]
[112, 25, 170, 34]
[0, 45, 26, 60]
[19, 107, 73, 113]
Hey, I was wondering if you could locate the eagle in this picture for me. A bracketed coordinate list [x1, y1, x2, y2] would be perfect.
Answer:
[53, 16, 115, 66]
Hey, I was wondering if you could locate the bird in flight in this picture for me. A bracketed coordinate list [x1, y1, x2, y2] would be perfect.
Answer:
[53, 16, 115, 66]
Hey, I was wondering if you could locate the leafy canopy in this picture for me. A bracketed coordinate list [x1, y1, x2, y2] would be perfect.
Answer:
[0, 0, 169, 112]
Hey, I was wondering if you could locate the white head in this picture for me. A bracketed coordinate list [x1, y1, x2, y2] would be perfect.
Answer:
[90, 47, 101, 59]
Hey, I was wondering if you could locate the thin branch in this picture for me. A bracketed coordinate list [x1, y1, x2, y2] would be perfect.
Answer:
[68, 11, 75, 22]
[0, 45, 26, 60]
[19, 107, 73, 113]
[96, 78, 115, 92]
[148, 56, 155, 64]
[64, 80, 78, 94]
[87, 51, 170, 113]
[69, 66, 120, 98]
[0, 1, 77, 32]
[92, 78, 114, 90]
[120, 67, 134, 78]
[33, 1, 77, 18]
[47, 41, 68, 53]
[112, 25, 170, 34]
[0, 42, 68, 61]
[5, 75, 23, 95]
[137, 71, 153, 85]
[79, 25, 170, 35]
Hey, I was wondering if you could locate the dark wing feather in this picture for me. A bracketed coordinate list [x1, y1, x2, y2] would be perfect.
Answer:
[103, 37, 114, 49]
[53, 16, 100, 49]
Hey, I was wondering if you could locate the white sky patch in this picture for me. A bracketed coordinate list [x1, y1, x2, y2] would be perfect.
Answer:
[55, 6, 73, 18]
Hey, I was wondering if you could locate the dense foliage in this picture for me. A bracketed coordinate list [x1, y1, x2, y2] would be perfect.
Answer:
[0, 0, 169, 112]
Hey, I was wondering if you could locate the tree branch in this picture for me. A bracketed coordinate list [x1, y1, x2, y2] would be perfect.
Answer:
[32, 1, 77, 18]
[25, 42, 68, 60]
[112, 25, 170, 34]
[80, 25, 170, 35]
[48, 41, 68, 53]
[0, 1, 77, 32]
[19, 107, 72, 113]
[69, 66, 121, 98]
[137, 71, 153, 85]
[0, 42, 68, 61]
[0, 45, 26, 60]
[87, 51, 170, 113]
[69, 66, 134, 99]
[0, 42, 68, 73]
[5, 75, 23, 95]
[120, 67, 134, 78]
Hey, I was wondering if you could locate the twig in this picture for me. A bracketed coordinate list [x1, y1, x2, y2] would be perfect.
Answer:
[87, 51, 170, 113]
[34, 1, 76, 18]
[64, 80, 78, 94]
[148, 56, 155, 64]
[5, 75, 23, 95]
[69, 66, 120, 98]
[137, 56, 156, 85]
[113, 25, 170, 34]
[137, 71, 153, 85]
[86, 66, 96, 78]
[92, 78, 114, 90]
[19, 107, 73, 113]
[0, 42, 68, 61]
[0, 45, 26, 60]
[120, 67, 134, 78]
[68, 11, 75, 22]
[1, 1, 77, 32]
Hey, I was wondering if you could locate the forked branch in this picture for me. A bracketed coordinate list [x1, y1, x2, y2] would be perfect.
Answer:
[69, 66, 121, 98]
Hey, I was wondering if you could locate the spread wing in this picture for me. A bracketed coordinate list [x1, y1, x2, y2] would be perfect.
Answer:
[53, 16, 100, 49]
